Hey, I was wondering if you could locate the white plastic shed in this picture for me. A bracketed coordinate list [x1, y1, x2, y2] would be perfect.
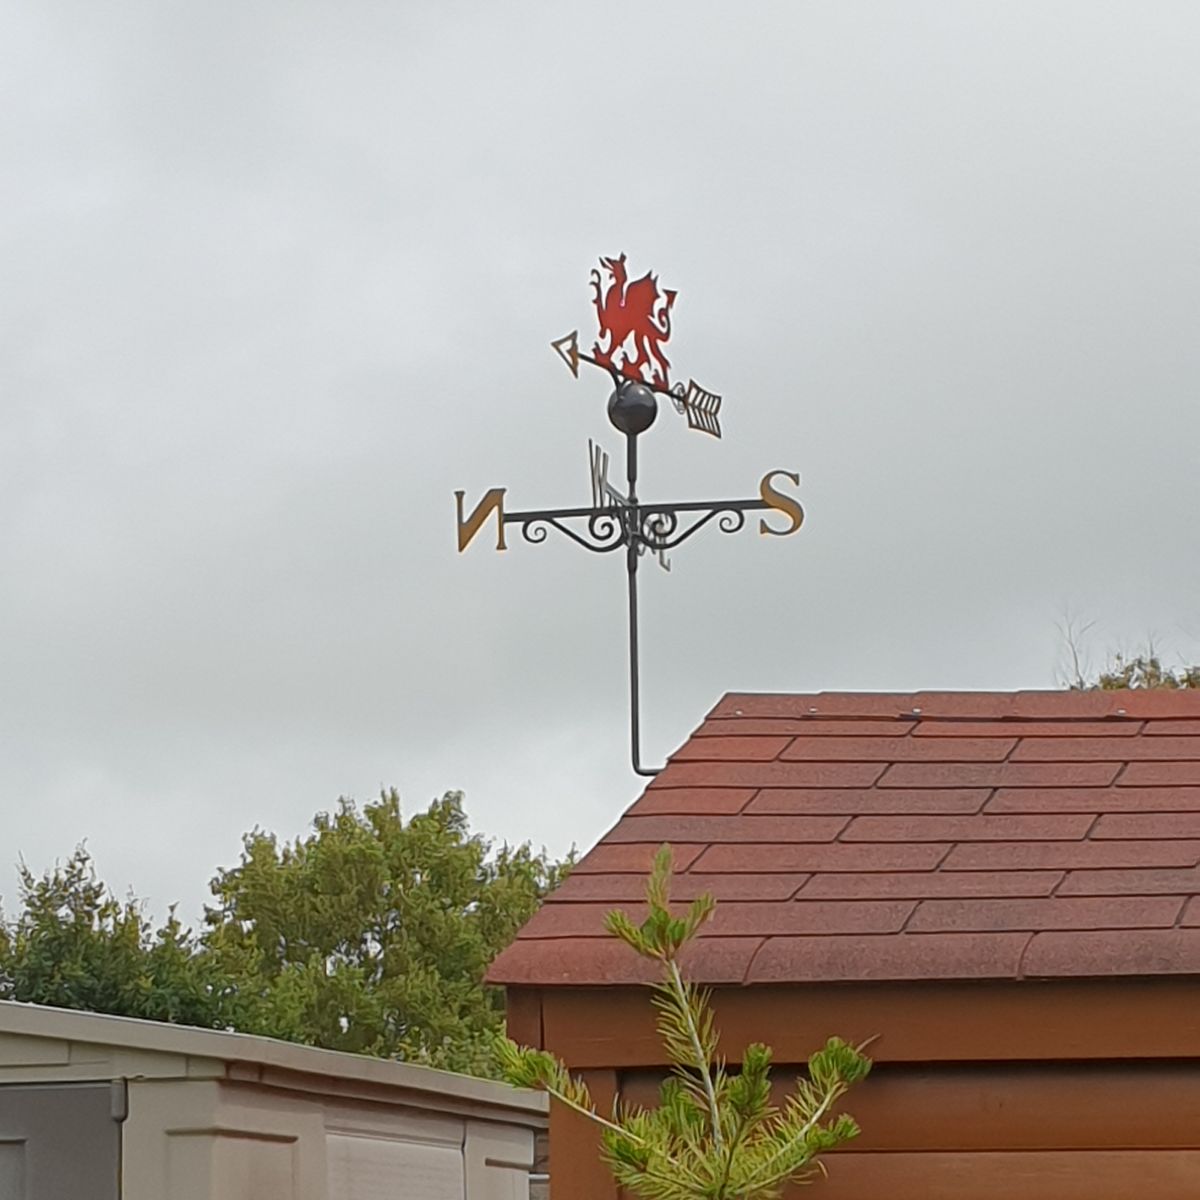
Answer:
[0, 1000, 546, 1200]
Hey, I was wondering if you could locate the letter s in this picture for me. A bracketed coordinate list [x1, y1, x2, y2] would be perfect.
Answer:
[758, 471, 804, 537]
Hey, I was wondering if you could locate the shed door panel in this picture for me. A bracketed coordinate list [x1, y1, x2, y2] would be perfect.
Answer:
[0, 1082, 121, 1200]
[818, 1149, 1200, 1199]
[0, 1142, 25, 1200]
[326, 1133, 464, 1200]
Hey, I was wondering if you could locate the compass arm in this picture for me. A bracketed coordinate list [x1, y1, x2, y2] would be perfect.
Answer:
[501, 504, 627, 554]
[499, 493, 795, 556]
[639, 498, 767, 552]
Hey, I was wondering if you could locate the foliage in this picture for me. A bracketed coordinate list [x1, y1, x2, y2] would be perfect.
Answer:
[1091, 652, 1200, 691]
[0, 791, 568, 1078]
[0, 848, 227, 1027]
[204, 789, 568, 1074]
[1058, 618, 1200, 691]
[497, 846, 870, 1200]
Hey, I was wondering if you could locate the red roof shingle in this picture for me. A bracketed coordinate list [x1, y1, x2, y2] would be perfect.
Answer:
[489, 690, 1200, 986]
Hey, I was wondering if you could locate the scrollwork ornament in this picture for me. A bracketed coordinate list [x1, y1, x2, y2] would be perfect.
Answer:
[718, 508, 747, 535]
[640, 509, 679, 552]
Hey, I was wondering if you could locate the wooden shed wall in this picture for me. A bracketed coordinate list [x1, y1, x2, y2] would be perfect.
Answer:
[509, 981, 1200, 1199]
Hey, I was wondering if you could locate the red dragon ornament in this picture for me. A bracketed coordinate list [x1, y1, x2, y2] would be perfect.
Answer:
[549, 254, 723, 437]
[590, 253, 677, 390]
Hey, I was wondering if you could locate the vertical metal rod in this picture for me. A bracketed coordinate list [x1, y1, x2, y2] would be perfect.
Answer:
[626, 431, 660, 777]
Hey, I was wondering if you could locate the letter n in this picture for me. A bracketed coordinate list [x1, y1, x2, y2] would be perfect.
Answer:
[455, 488, 508, 552]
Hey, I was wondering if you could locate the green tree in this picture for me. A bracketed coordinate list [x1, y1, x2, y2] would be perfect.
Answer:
[1, 791, 567, 1078]
[1090, 651, 1200, 690]
[204, 789, 568, 1075]
[0, 847, 226, 1027]
[497, 846, 870, 1200]
[1058, 618, 1200, 690]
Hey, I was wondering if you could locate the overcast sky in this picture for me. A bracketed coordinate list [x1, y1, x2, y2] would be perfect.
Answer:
[3, 1, 1199, 923]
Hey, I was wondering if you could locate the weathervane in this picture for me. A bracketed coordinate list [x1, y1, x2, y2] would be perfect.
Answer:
[455, 254, 804, 776]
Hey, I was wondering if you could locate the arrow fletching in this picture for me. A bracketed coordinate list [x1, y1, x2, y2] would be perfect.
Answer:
[671, 380, 723, 438]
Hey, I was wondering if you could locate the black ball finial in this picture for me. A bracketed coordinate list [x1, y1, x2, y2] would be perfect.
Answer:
[607, 381, 658, 436]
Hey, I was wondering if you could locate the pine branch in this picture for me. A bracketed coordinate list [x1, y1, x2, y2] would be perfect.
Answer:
[736, 1089, 840, 1194]
[665, 958, 724, 1151]
[544, 1080, 647, 1146]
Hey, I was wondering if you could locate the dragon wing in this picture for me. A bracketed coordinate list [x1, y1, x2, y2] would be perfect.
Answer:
[622, 271, 664, 316]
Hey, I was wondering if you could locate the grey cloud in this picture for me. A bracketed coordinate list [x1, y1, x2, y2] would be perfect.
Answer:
[2, 0, 1198, 920]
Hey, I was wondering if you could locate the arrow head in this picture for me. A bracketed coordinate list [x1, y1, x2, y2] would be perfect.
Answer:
[550, 330, 581, 379]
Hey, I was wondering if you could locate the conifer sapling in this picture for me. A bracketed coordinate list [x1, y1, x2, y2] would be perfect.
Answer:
[496, 844, 871, 1199]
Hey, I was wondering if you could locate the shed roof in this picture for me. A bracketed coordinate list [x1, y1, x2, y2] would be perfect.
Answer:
[0, 1000, 546, 1118]
[490, 689, 1200, 987]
